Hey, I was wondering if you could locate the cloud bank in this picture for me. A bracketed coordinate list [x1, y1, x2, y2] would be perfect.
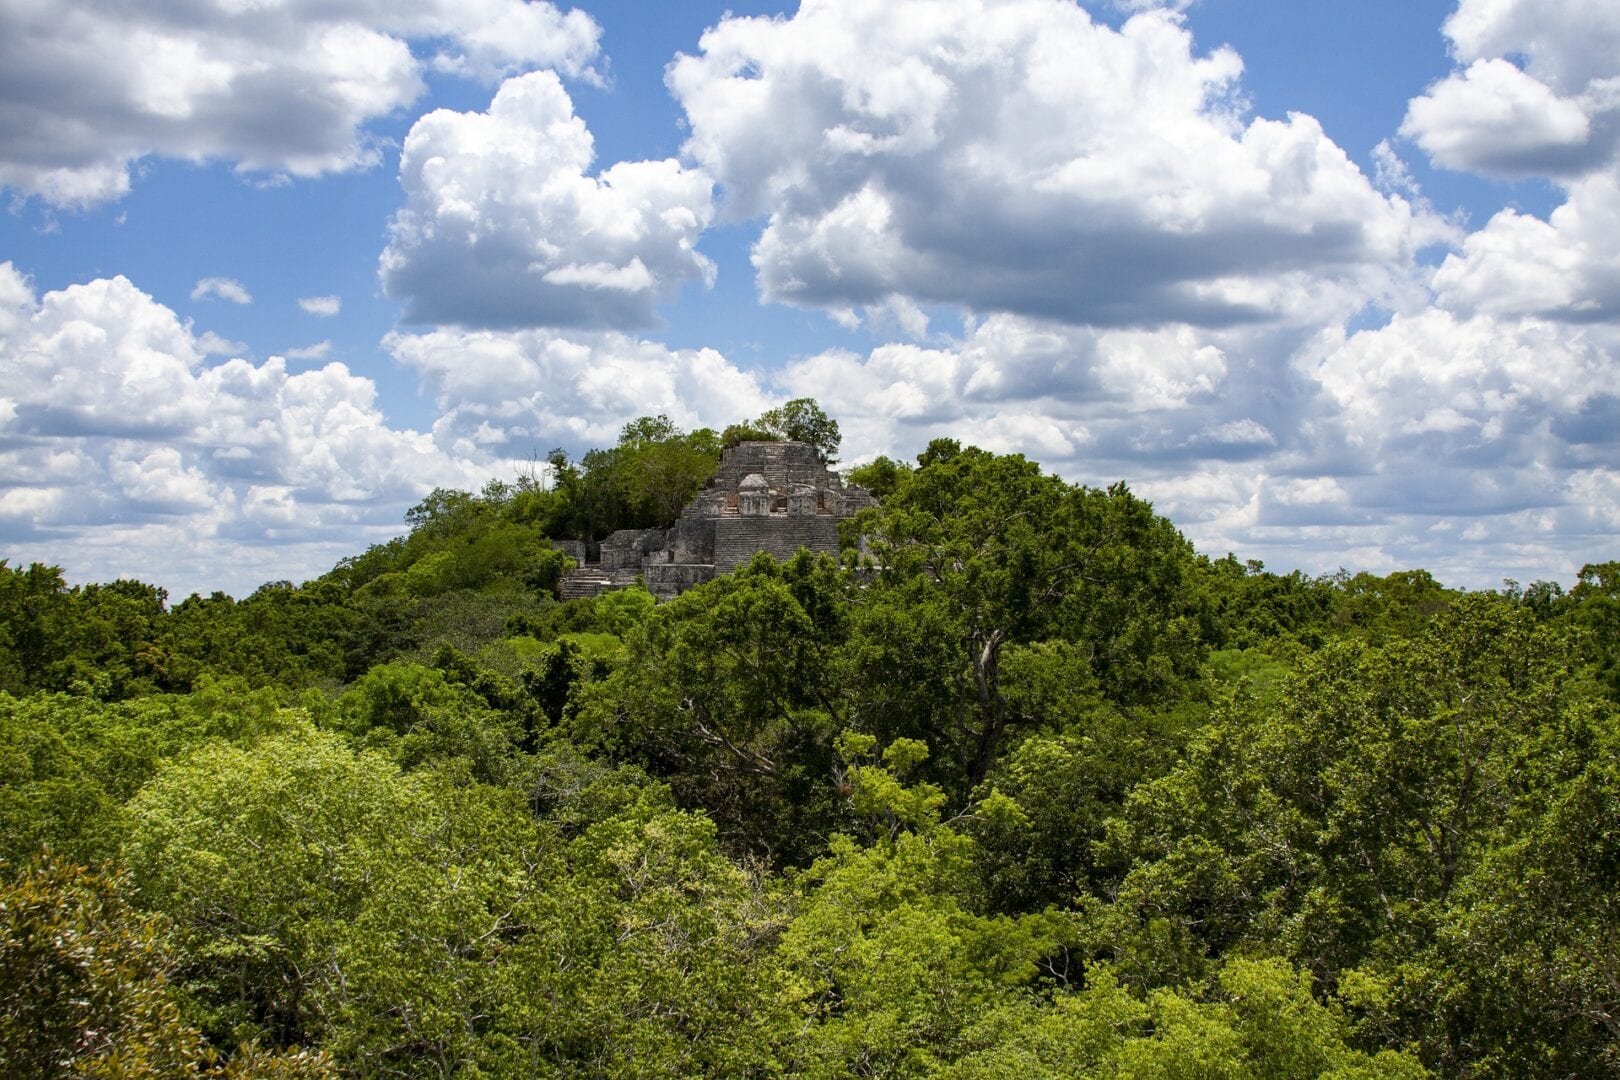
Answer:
[0, 263, 487, 597]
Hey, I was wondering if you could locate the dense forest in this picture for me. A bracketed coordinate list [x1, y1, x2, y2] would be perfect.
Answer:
[3, 406, 1618, 1078]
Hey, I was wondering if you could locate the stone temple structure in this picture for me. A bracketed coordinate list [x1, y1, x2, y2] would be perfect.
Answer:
[556, 440, 877, 601]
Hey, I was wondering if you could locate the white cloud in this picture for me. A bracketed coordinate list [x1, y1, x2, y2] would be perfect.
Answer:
[1399, 58, 1613, 179]
[668, 0, 1442, 329]
[298, 295, 342, 317]
[196, 331, 246, 357]
[1114, 0, 1199, 11]
[1428, 176, 1620, 321]
[1371, 140, 1421, 198]
[380, 71, 716, 330]
[781, 313, 1297, 456]
[384, 326, 772, 458]
[1402, 59, 1598, 178]
[0, 263, 38, 338]
[1442, 0, 1620, 92]
[285, 340, 333, 361]
[0, 266, 487, 597]
[362, 1, 1614, 590]
[0, 0, 601, 206]
[1218, 0, 1616, 582]
[1403, 0, 1620, 181]
[1401, 3, 1620, 324]
[1199, 418, 1277, 447]
[191, 277, 252, 304]
[1312, 309, 1607, 454]
[1264, 476, 1348, 508]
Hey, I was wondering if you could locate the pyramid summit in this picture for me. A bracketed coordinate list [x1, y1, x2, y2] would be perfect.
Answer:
[556, 440, 877, 600]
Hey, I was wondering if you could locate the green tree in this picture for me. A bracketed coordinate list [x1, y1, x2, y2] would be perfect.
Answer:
[853, 443, 1202, 784]
[845, 454, 910, 500]
[1567, 559, 1620, 699]
[1097, 595, 1616, 1071]
[0, 561, 76, 694]
[1404, 723, 1620, 1076]
[337, 661, 524, 782]
[0, 685, 304, 866]
[486, 779, 789, 1077]
[769, 739, 1073, 1077]
[1189, 554, 1337, 652]
[1325, 569, 1457, 643]
[756, 398, 841, 464]
[124, 728, 421, 1048]
[720, 421, 779, 448]
[966, 693, 1183, 915]
[574, 552, 855, 863]
[0, 857, 332, 1078]
[944, 959, 1426, 1079]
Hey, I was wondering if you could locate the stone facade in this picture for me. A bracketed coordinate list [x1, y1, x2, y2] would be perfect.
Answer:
[557, 440, 876, 601]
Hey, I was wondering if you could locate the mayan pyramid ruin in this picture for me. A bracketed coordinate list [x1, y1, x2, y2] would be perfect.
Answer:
[556, 440, 877, 600]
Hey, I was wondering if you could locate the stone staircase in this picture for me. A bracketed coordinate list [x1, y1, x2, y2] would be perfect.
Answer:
[557, 566, 642, 600]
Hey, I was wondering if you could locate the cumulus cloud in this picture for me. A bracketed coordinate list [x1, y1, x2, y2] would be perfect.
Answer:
[1232, 306, 1618, 583]
[191, 277, 252, 304]
[668, 0, 1442, 329]
[1401, 59, 1600, 178]
[0, 263, 487, 596]
[1157, 0, 1614, 581]
[380, 71, 716, 330]
[371, 0, 1617, 589]
[1114, 0, 1199, 12]
[0, 0, 601, 206]
[1427, 176, 1620, 322]
[1402, 1, 1620, 324]
[1441, 0, 1620, 92]
[385, 326, 771, 458]
[1404, 0, 1620, 179]
[1312, 310, 1608, 465]
[197, 331, 246, 356]
[298, 295, 342, 317]
[2, 251, 1613, 591]
[779, 311, 1320, 468]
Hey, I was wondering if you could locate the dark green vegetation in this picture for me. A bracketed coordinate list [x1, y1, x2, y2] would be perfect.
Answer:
[3, 415, 1617, 1078]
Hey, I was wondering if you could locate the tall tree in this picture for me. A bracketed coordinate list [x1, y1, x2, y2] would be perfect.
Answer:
[853, 441, 1201, 784]
[756, 398, 841, 464]
[573, 551, 856, 863]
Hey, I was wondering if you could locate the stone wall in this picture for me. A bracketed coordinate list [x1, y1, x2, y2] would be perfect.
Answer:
[666, 513, 716, 564]
[598, 528, 667, 570]
[550, 539, 589, 563]
[704, 441, 830, 495]
[642, 563, 718, 601]
[714, 516, 841, 571]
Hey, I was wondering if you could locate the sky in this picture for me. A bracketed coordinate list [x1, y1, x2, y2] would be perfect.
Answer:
[1, 0, 1617, 599]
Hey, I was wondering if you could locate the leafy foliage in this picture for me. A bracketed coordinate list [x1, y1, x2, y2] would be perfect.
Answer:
[0, 856, 332, 1078]
[755, 397, 841, 464]
[0, 415, 1609, 1077]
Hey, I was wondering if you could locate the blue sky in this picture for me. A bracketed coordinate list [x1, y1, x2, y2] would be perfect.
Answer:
[1, 0, 1616, 597]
